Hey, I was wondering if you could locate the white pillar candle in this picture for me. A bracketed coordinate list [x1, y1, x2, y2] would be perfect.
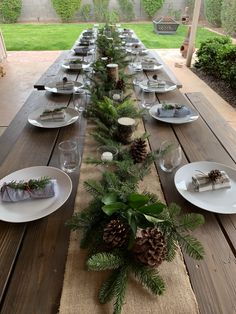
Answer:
[101, 151, 113, 161]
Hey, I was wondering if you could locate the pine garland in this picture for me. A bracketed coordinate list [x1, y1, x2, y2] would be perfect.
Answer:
[67, 25, 205, 314]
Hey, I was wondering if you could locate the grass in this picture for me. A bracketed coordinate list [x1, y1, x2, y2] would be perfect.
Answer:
[0, 23, 223, 51]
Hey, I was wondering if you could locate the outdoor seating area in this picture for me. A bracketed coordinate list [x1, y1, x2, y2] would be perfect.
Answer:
[0, 23, 236, 314]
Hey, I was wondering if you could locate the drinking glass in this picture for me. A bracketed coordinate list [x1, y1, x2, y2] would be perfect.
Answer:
[58, 140, 81, 173]
[158, 141, 182, 173]
[73, 90, 87, 113]
[141, 89, 156, 110]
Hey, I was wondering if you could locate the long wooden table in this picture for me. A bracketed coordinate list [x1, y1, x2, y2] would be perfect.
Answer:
[0, 34, 236, 314]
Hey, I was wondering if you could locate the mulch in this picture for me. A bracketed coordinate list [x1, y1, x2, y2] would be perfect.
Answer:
[191, 67, 236, 108]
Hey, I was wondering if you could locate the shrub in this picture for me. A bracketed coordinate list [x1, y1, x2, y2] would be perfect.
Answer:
[195, 36, 236, 89]
[51, 0, 81, 22]
[0, 0, 22, 23]
[79, 4, 92, 21]
[93, 0, 109, 22]
[104, 10, 120, 23]
[118, 0, 135, 21]
[141, 0, 164, 18]
[221, 0, 236, 36]
[205, 0, 222, 27]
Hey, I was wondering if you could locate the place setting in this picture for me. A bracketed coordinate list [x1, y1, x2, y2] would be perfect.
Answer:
[44, 76, 84, 94]
[61, 57, 92, 71]
[139, 74, 177, 93]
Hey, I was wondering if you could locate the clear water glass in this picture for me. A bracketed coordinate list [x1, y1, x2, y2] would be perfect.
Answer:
[158, 141, 182, 173]
[58, 140, 81, 173]
[141, 89, 156, 109]
[73, 90, 86, 113]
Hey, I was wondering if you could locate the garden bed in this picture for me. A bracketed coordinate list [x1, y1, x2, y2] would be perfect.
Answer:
[191, 67, 236, 108]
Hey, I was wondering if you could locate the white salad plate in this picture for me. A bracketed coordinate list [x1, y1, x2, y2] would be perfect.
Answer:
[139, 80, 177, 93]
[142, 64, 163, 71]
[149, 104, 199, 124]
[45, 81, 83, 94]
[174, 161, 236, 214]
[28, 107, 79, 128]
[62, 60, 91, 71]
[0, 166, 72, 222]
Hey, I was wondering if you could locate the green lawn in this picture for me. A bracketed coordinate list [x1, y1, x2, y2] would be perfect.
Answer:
[0, 23, 223, 51]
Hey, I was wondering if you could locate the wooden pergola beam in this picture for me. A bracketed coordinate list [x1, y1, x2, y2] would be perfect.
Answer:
[186, 0, 201, 67]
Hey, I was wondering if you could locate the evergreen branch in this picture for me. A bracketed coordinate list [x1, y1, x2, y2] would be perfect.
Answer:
[84, 180, 105, 197]
[87, 253, 124, 271]
[175, 233, 205, 260]
[130, 261, 165, 295]
[113, 266, 129, 314]
[177, 213, 205, 231]
[5, 176, 51, 190]
[165, 233, 178, 262]
[99, 270, 121, 304]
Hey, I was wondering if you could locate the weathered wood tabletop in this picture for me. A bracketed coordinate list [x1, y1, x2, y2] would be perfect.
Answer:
[0, 32, 236, 314]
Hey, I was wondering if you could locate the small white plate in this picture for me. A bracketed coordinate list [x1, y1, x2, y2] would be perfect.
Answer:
[28, 108, 79, 128]
[139, 79, 177, 93]
[45, 81, 83, 94]
[174, 161, 236, 214]
[142, 64, 163, 71]
[0, 166, 72, 222]
[62, 60, 91, 71]
[149, 104, 199, 124]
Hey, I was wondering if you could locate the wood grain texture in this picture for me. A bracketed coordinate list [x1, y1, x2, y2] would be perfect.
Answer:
[144, 91, 236, 314]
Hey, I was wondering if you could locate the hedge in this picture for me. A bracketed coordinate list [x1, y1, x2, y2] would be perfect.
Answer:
[195, 37, 236, 89]
[0, 0, 22, 23]
[221, 0, 236, 36]
[205, 0, 222, 27]
[51, 0, 81, 22]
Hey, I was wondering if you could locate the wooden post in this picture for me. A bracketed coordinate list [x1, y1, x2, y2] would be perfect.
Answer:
[186, 0, 201, 67]
[0, 30, 7, 59]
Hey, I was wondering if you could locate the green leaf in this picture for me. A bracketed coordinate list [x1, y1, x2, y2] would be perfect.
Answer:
[178, 213, 205, 231]
[128, 193, 149, 209]
[143, 214, 164, 224]
[87, 253, 124, 271]
[127, 209, 138, 235]
[102, 202, 127, 216]
[138, 203, 165, 215]
[102, 193, 118, 205]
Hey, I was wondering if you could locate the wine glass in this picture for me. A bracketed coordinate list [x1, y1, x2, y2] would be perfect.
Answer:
[158, 141, 182, 173]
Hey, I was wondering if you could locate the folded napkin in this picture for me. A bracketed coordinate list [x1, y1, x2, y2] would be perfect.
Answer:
[192, 170, 231, 192]
[148, 79, 165, 88]
[142, 59, 156, 69]
[157, 104, 191, 118]
[1, 178, 56, 202]
[56, 81, 74, 90]
[74, 47, 91, 56]
[40, 108, 65, 121]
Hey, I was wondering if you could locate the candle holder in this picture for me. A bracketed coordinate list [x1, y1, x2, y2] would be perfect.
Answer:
[97, 146, 119, 162]
[107, 63, 119, 83]
[109, 89, 123, 103]
[117, 117, 136, 144]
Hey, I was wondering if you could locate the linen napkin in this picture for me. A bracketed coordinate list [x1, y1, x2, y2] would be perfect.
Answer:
[192, 170, 231, 192]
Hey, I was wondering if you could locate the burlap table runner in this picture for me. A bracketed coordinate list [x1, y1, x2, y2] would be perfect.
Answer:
[59, 119, 199, 314]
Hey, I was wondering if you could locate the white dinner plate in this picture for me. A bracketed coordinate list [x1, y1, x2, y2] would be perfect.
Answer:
[149, 104, 199, 124]
[28, 107, 79, 128]
[174, 161, 236, 214]
[0, 166, 72, 222]
[139, 79, 177, 93]
[142, 64, 163, 71]
[62, 60, 91, 71]
[45, 81, 83, 94]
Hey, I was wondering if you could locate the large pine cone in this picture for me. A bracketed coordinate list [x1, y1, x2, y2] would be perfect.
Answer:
[130, 138, 147, 163]
[133, 227, 167, 267]
[103, 219, 129, 248]
[115, 79, 125, 91]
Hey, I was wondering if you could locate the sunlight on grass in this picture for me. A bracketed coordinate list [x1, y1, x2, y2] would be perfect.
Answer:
[0, 23, 223, 51]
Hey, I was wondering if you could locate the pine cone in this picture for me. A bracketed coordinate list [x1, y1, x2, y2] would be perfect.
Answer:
[115, 79, 125, 91]
[130, 138, 147, 163]
[103, 219, 129, 248]
[208, 169, 222, 182]
[133, 227, 167, 267]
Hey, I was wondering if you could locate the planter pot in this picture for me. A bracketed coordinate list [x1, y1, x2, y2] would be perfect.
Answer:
[153, 16, 179, 35]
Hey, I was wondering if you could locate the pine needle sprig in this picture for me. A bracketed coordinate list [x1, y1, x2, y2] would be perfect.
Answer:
[84, 179, 105, 197]
[99, 270, 121, 304]
[6, 176, 51, 190]
[112, 265, 129, 314]
[174, 232, 205, 260]
[87, 252, 124, 271]
[130, 261, 165, 295]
